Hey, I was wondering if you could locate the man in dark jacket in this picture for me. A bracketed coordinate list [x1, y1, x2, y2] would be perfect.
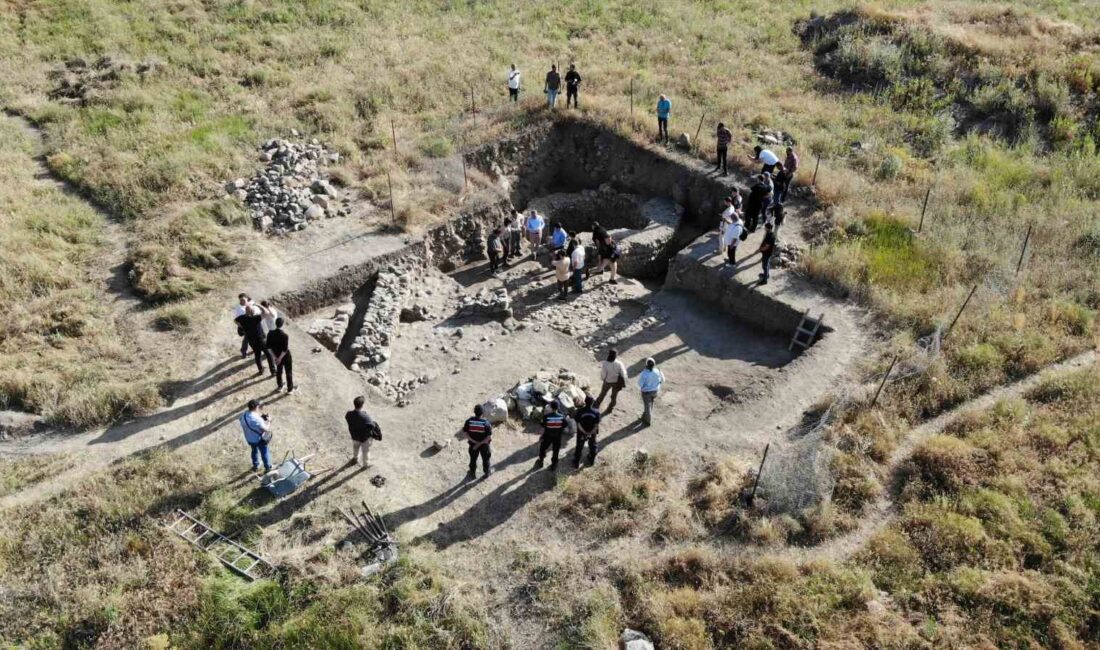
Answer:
[236, 304, 275, 376]
[565, 64, 582, 108]
[463, 404, 493, 479]
[745, 176, 770, 232]
[265, 317, 295, 394]
[758, 222, 777, 284]
[572, 394, 601, 467]
[345, 395, 380, 466]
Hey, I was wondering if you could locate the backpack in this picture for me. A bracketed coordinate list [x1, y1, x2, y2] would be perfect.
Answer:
[370, 421, 383, 441]
[739, 228, 749, 242]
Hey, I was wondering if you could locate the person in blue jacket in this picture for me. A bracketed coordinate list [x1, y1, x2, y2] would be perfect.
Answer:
[656, 94, 672, 143]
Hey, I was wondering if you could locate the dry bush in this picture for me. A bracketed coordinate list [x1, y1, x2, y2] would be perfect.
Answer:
[557, 451, 674, 538]
[686, 457, 752, 529]
[900, 434, 988, 500]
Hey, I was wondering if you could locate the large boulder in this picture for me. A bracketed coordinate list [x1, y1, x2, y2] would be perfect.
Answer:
[620, 629, 654, 650]
[480, 398, 509, 424]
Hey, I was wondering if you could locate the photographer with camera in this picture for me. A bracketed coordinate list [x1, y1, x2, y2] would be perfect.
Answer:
[239, 399, 273, 473]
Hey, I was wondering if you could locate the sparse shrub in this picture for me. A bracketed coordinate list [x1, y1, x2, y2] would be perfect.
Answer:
[830, 451, 882, 512]
[155, 304, 194, 331]
[421, 136, 454, 159]
[1032, 75, 1071, 121]
[876, 152, 903, 180]
[971, 79, 1034, 140]
[900, 503, 994, 571]
[902, 435, 986, 498]
[558, 452, 672, 537]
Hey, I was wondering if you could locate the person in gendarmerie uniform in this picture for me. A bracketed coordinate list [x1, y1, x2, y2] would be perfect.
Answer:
[534, 400, 567, 471]
[463, 404, 493, 480]
[572, 394, 601, 468]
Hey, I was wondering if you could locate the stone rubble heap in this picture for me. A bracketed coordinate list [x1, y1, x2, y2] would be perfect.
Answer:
[224, 133, 349, 234]
[455, 287, 513, 320]
[755, 128, 797, 146]
[307, 303, 355, 352]
[481, 368, 593, 424]
[772, 240, 804, 269]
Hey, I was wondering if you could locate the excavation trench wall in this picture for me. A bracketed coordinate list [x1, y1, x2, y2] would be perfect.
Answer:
[273, 195, 513, 317]
[467, 118, 732, 233]
[666, 246, 834, 341]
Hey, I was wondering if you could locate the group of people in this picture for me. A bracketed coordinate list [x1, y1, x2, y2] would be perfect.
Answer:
[463, 350, 666, 478]
[485, 210, 621, 298]
[714, 145, 799, 285]
[233, 293, 296, 394]
[506, 63, 583, 108]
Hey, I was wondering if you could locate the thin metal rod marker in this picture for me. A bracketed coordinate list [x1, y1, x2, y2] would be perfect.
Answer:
[749, 443, 770, 505]
[1015, 223, 1033, 275]
[390, 119, 398, 158]
[945, 284, 978, 339]
[693, 112, 705, 154]
[811, 156, 821, 186]
[870, 355, 899, 408]
[918, 184, 933, 233]
[386, 170, 397, 224]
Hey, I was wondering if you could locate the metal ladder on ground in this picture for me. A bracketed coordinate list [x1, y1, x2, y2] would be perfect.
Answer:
[789, 309, 825, 351]
[166, 508, 275, 581]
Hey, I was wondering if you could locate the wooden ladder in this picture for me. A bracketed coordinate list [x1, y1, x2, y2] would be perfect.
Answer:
[789, 310, 825, 351]
[167, 509, 275, 581]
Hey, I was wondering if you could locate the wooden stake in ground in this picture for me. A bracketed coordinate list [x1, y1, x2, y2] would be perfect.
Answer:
[386, 170, 397, 225]
[869, 355, 899, 408]
[944, 284, 978, 339]
[918, 183, 933, 233]
[1015, 223, 1033, 275]
[461, 155, 468, 194]
[390, 119, 398, 158]
[629, 78, 634, 127]
[693, 112, 705, 154]
[811, 155, 821, 187]
[748, 443, 770, 506]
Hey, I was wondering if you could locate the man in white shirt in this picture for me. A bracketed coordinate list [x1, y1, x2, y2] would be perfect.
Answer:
[569, 237, 586, 294]
[752, 146, 780, 174]
[717, 196, 737, 255]
[507, 64, 521, 102]
[594, 349, 628, 412]
[524, 210, 545, 259]
[260, 300, 280, 336]
[721, 213, 745, 265]
[233, 293, 253, 358]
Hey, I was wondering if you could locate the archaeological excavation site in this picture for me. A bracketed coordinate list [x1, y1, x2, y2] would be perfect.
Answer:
[261, 118, 870, 536]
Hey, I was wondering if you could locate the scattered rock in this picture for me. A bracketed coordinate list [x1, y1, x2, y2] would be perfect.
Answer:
[480, 398, 509, 424]
[399, 305, 431, 323]
[675, 132, 692, 150]
[431, 439, 450, 452]
[369, 475, 386, 488]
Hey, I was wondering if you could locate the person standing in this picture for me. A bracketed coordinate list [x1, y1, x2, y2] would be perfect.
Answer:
[265, 317, 295, 394]
[572, 394, 601, 467]
[594, 349, 628, 412]
[745, 175, 769, 232]
[487, 227, 504, 274]
[760, 172, 774, 227]
[550, 222, 568, 255]
[237, 304, 276, 376]
[260, 300, 280, 337]
[463, 404, 493, 479]
[524, 210, 545, 259]
[569, 236, 586, 294]
[752, 145, 780, 174]
[656, 94, 672, 143]
[239, 399, 272, 473]
[722, 211, 745, 265]
[545, 65, 561, 109]
[772, 203, 786, 236]
[637, 358, 665, 426]
[715, 122, 732, 175]
[772, 162, 792, 209]
[717, 196, 736, 255]
[565, 64, 582, 108]
[785, 146, 800, 177]
[233, 293, 253, 358]
[552, 250, 571, 300]
[534, 400, 567, 471]
[757, 222, 777, 285]
[507, 64, 521, 102]
[345, 395, 380, 467]
[506, 213, 523, 263]
[595, 232, 619, 285]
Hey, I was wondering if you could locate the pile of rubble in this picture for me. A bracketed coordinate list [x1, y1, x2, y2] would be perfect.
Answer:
[224, 134, 349, 234]
[480, 368, 593, 424]
[455, 287, 513, 320]
[771, 240, 804, 269]
[308, 303, 355, 351]
[754, 128, 797, 147]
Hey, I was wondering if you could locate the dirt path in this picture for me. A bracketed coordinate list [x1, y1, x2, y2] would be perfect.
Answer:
[782, 347, 1099, 564]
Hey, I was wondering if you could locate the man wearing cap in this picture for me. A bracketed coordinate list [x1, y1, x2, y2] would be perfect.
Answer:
[463, 404, 493, 480]
[637, 358, 666, 426]
[534, 400, 568, 471]
[572, 394, 601, 467]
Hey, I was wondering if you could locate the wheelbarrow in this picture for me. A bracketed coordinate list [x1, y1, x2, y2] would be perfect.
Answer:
[259, 451, 318, 498]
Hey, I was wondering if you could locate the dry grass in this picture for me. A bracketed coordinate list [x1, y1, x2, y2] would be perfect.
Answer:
[557, 451, 674, 538]
[0, 453, 74, 498]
